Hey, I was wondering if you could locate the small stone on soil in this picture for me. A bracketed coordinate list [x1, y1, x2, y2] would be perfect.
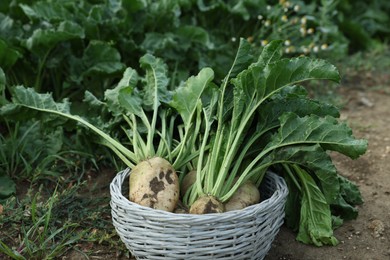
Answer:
[368, 219, 385, 238]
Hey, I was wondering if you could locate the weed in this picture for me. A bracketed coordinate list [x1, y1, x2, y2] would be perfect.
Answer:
[0, 178, 126, 259]
[0, 187, 83, 259]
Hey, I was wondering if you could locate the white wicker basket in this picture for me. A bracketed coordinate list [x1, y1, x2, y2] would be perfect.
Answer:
[110, 169, 288, 260]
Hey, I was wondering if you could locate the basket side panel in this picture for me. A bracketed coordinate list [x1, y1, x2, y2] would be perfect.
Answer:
[110, 170, 288, 260]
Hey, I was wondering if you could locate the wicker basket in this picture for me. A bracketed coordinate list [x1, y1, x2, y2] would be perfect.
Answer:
[110, 169, 288, 260]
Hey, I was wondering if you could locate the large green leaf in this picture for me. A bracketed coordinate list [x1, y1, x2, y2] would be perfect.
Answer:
[337, 174, 363, 205]
[122, 0, 147, 13]
[105, 67, 140, 115]
[0, 39, 21, 69]
[170, 67, 214, 126]
[260, 145, 340, 204]
[116, 67, 139, 89]
[331, 193, 359, 222]
[0, 175, 16, 199]
[295, 167, 339, 246]
[117, 87, 143, 116]
[265, 57, 341, 89]
[20, 2, 73, 22]
[139, 54, 170, 110]
[330, 175, 363, 221]
[1, 86, 71, 120]
[82, 41, 125, 76]
[141, 32, 178, 55]
[80, 91, 120, 132]
[176, 25, 212, 47]
[254, 39, 283, 68]
[232, 56, 340, 106]
[283, 171, 301, 231]
[222, 103, 365, 208]
[257, 95, 340, 134]
[25, 124, 63, 159]
[266, 113, 367, 159]
[25, 21, 85, 55]
[0, 86, 136, 167]
[221, 38, 256, 130]
[228, 38, 254, 79]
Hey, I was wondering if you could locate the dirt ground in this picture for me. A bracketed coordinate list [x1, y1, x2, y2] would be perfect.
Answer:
[267, 72, 390, 259]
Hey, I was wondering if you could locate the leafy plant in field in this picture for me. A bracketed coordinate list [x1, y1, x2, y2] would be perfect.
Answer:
[1, 66, 68, 198]
[248, 0, 348, 58]
[1, 39, 367, 246]
[0, 0, 387, 103]
[0, 121, 62, 176]
[336, 0, 390, 52]
[179, 39, 366, 245]
[0, 115, 96, 199]
[0, 0, 370, 104]
[2, 52, 211, 178]
[0, 0, 216, 99]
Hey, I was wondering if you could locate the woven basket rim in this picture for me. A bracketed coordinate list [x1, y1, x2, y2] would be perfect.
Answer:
[110, 168, 288, 221]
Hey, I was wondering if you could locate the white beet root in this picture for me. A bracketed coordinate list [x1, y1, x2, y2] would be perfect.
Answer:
[224, 181, 260, 212]
[189, 195, 225, 214]
[129, 157, 179, 212]
[180, 170, 197, 197]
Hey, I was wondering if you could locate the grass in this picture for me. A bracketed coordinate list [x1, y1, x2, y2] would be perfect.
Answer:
[0, 187, 82, 259]
[0, 177, 128, 259]
[0, 111, 127, 259]
[0, 120, 98, 183]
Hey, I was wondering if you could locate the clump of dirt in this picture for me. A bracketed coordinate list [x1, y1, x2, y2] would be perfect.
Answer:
[267, 73, 390, 259]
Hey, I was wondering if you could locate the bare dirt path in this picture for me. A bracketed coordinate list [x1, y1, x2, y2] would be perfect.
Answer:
[267, 75, 390, 259]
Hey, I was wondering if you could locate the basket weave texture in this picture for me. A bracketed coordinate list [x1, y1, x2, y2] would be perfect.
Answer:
[110, 169, 288, 260]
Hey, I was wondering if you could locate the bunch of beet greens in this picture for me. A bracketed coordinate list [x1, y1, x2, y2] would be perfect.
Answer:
[2, 39, 367, 246]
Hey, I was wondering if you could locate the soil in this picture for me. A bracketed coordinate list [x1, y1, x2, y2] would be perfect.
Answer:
[267, 71, 390, 259]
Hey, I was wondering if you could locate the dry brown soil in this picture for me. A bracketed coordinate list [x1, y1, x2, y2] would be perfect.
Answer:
[267, 73, 390, 260]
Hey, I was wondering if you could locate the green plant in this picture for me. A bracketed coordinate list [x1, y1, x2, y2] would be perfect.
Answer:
[1, 39, 367, 246]
[0, 121, 60, 177]
[1, 53, 216, 212]
[250, 0, 348, 58]
[0, 175, 15, 199]
[0, 65, 99, 199]
[0, 118, 98, 197]
[336, 0, 390, 52]
[178, 40, 366, 246]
